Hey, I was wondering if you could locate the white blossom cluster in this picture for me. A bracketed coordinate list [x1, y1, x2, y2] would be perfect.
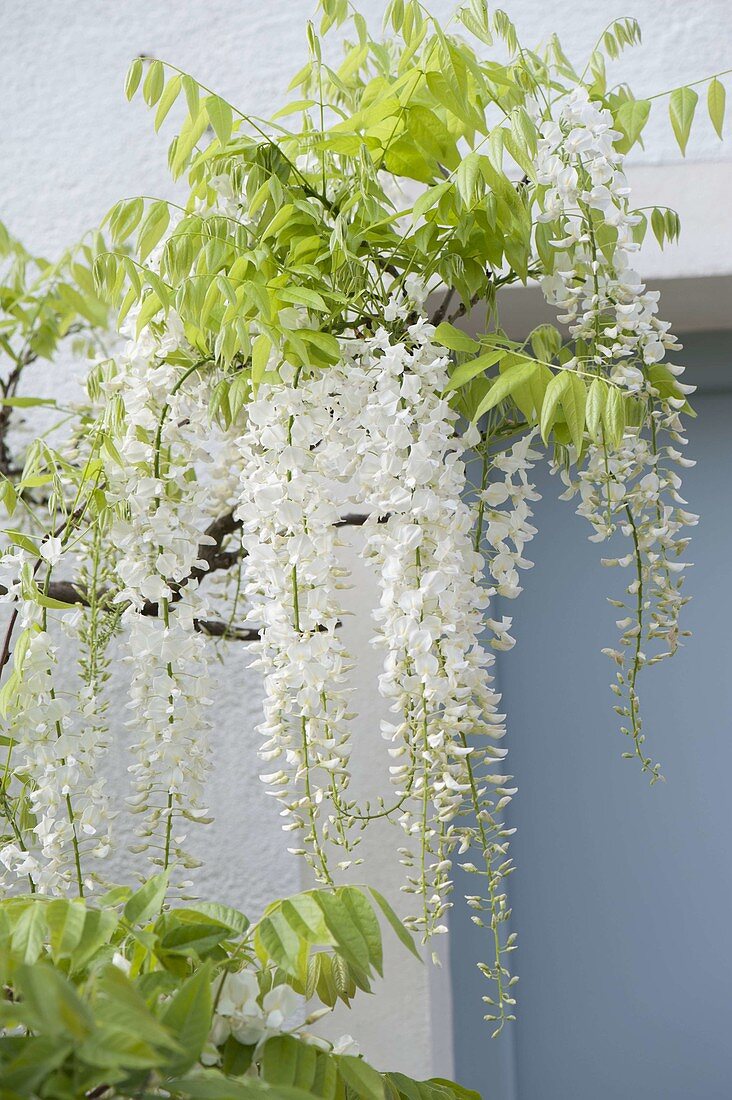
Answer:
[0, 612, 111, 895]
[535, 87, 697, 775]
[204, 971, 304, 1060]
[103, 316, 215, 878]
[480, 430, 542, 653]
[556, 408, 696, 776]
[333, 323, 513, 966]
[201, 967, 359, 1069]
[534, 87, 684, 390]
[234, 364, 355, 882]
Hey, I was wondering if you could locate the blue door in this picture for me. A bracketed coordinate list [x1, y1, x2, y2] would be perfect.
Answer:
[450, 332, 732, 1099]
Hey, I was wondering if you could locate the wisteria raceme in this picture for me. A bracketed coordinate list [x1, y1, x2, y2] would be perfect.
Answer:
[104, 317, 215, 880]
[534, 87, 683, 385]
[331, 322, 516, 1026]
[0, 607, 112, 895]
[534, 87, 696, 774]
[480, 430, 542, 654]
[234, 364, 356, 882]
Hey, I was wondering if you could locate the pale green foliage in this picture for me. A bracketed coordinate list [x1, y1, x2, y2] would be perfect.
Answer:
[0, 882, 477, 1098]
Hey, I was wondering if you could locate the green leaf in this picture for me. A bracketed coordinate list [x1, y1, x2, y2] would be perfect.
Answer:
[669, 86, 699, 155]
[138, 201, 171, 263]
[433, 323, 480, 354]
[651, 207, 666, 248]
[123, 869, 170, 925]
[15, 962, 94, 1040]
[69, 907, 118, 973]
[501, 356, 552, 422]
[0, 1035, 73, 1093]
[167, 1070, 313, 1099]
[473, 360, 540, 421]
[206, 95, 234, 145]
[429, 1080, 482, 1100]
[193, 901, 250, 935]
[161, 960, 213, 1072]
[586, 378, 607, 439]
[143, 60, 165, 107]
[529, 324, 562, 363]
[708, 77, 726, 139]
[256, 909, 309, 979]
[313, 891, 372, 975]
[298, 329, 341, 362]
[561, 372, 587, 453]
[6, 529, 39, 555]
[368, 888, 420, 961]
[277, 287, 329, 313]
[96, 964, 181, 1053]
[155, 74, 183, 131]
[340, 886, 383, 977]
[0, 396, 57, 408]
[540, 372, 568, 443]
[338, 1054, 386, 1100]
[11, 903, 46, 964]
[46, 899, 86, 962]
[261, 1034, 318, 1089]
[614, 98, 650, 151]
[125, 57, 143, 101]
[412, 180, 452, 221]
[444, 350, 505, 393]
[603, 384, 626, 449]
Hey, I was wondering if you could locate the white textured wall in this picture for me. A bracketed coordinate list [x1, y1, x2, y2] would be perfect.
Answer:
[1, 0, 730, 1078]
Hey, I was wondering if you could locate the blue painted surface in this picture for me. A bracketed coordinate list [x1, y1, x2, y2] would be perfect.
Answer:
[451, 335, 732, 1100]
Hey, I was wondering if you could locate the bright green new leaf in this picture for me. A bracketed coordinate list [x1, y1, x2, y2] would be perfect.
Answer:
[561, 371, 587, 452]
[123, 869, 170, 925]
[603, 384, 626, 449]
[193, 901, 250, 935]
[540, 371, 569, 443]
[143, 60, 165, 107]
[298, 329, 341, 362]
[433, 323, 480, 354]
[614, 98, 651, 151]
[155, 74, 182, 132]
[473, 360, 540, 421]
[125, 58, 143, 101]
[69, 908, 119, 974]
[11, 904, 46, 965]
[161, 961, 213, 1072]
[252, 333, 273, 390]
[368, 888, 421, 961]
[206, 95, 234, 145]
[0, 396, 57, 408]
[338, 1054, 386, 1100]
[669, 86, 699, 155]
[651, 207, 666, 248]
[586, 378, 607, 439]
[46, 899, 86, 961]
[708, 77, 726, 139]
[444, 350, 505, 392]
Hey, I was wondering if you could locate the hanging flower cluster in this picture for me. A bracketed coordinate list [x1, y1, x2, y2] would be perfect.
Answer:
[328, 324, 512, 1020]
[534, 87, 696, 775]
[234, 364, 355, 882]
[103, 318, 215, 880]
[0, 601, 111, 896]
[480, 430, 542, 653]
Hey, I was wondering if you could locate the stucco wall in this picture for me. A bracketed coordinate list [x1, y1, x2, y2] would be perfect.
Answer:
[1, 0, 730, 1078]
